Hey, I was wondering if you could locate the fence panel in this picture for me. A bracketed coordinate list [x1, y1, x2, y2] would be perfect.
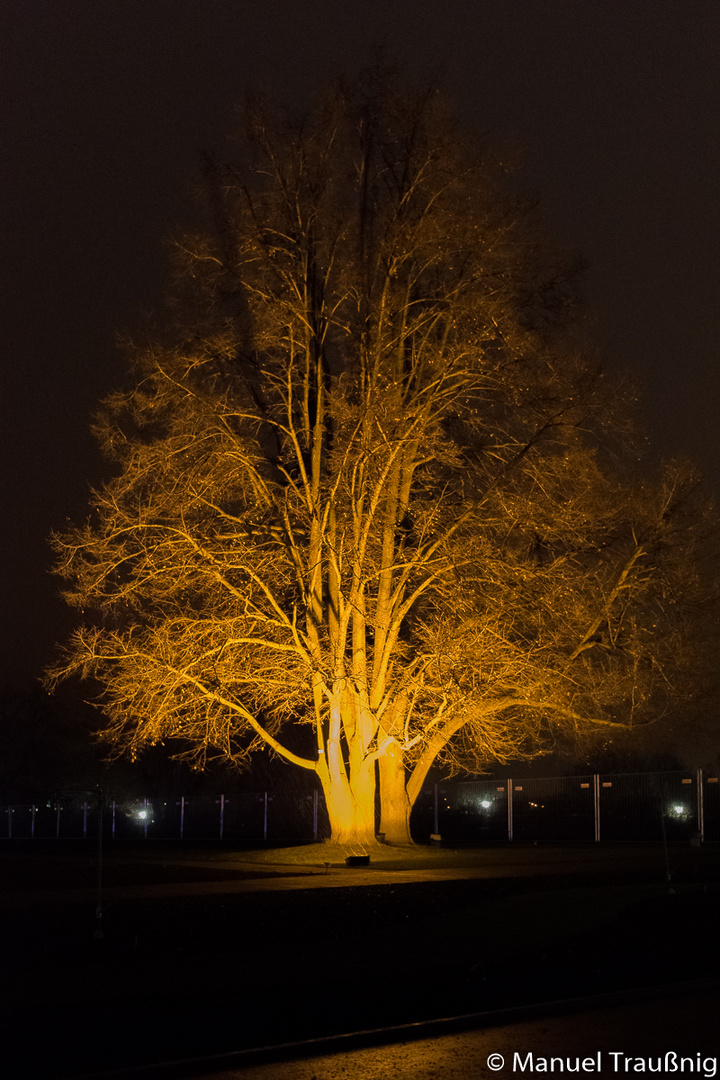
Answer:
[597, 772, 698, 842]
[409, 786, 436, 839]
[30, 804, 61, 839]
[509, 776, 595, 843]
[431, 780, 509, 842]
[221, 793, 265, 839]
[176, 795, 218, 839]
[106, 799, 149, 840]
[148, 799, 183, 839]
[263, 789, 328, 841]
[3, 805, 35, 839]
[48, 798, 99, 839]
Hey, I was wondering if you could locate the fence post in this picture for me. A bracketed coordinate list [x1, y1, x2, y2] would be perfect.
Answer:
[111, 800, 116, 839]
[697, 768, 705, 843]
[433, 783, 439, 835]
[313, 789, 318, 841]
[95, 794, 104, 939]
[263, 791, 268, 842]
[507, 779, 513, 841]
[179, 796, 185, 840]
[219, 794, 225, 840]
[593, 774, 601, 842]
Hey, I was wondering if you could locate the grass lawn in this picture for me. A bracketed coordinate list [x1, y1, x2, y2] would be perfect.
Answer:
[229, 839, 485, 867]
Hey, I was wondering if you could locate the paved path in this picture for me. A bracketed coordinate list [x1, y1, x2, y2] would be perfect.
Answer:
[75, 982, 720, 1079]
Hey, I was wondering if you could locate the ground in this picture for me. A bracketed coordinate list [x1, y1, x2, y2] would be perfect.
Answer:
[0, 840, 718, 1077]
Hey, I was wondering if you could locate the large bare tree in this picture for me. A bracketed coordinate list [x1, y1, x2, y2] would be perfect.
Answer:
[49, 79, 716, 844]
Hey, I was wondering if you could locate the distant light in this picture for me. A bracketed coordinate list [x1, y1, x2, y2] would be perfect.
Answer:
[138, 810, 147, 820]
[672, 804, 685, 816]
[480, 800, 491, 809]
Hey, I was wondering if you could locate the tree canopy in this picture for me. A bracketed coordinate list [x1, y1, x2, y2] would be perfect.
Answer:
[49, 76, 718, 844]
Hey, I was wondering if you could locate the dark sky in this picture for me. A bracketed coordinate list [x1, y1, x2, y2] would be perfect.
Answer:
[2, 0, 719, 687]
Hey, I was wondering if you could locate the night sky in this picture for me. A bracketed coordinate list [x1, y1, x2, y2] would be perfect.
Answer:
[2, 0, 719, 688]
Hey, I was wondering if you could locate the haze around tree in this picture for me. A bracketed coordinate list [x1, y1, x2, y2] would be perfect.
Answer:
[48, 74, 718, 845]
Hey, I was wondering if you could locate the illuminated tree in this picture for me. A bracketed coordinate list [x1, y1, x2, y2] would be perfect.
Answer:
[48, 78, 717, 844]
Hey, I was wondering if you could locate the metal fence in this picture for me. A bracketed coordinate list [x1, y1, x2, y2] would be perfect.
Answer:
[1, 769, 718, 843]
[0, 790, 327, 842]
[412, 769, 720, 844]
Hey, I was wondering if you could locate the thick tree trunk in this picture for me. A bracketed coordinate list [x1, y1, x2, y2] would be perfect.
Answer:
[378, 742, 413, 845]
[321, 756, 377, 846]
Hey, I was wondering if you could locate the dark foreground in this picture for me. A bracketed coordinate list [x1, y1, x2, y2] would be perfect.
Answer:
[183, 984, 720, 1080]
[0, 841, 719, 1078]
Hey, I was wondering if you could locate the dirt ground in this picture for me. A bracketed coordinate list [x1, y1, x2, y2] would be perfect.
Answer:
[1, 840, 719, 1078]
